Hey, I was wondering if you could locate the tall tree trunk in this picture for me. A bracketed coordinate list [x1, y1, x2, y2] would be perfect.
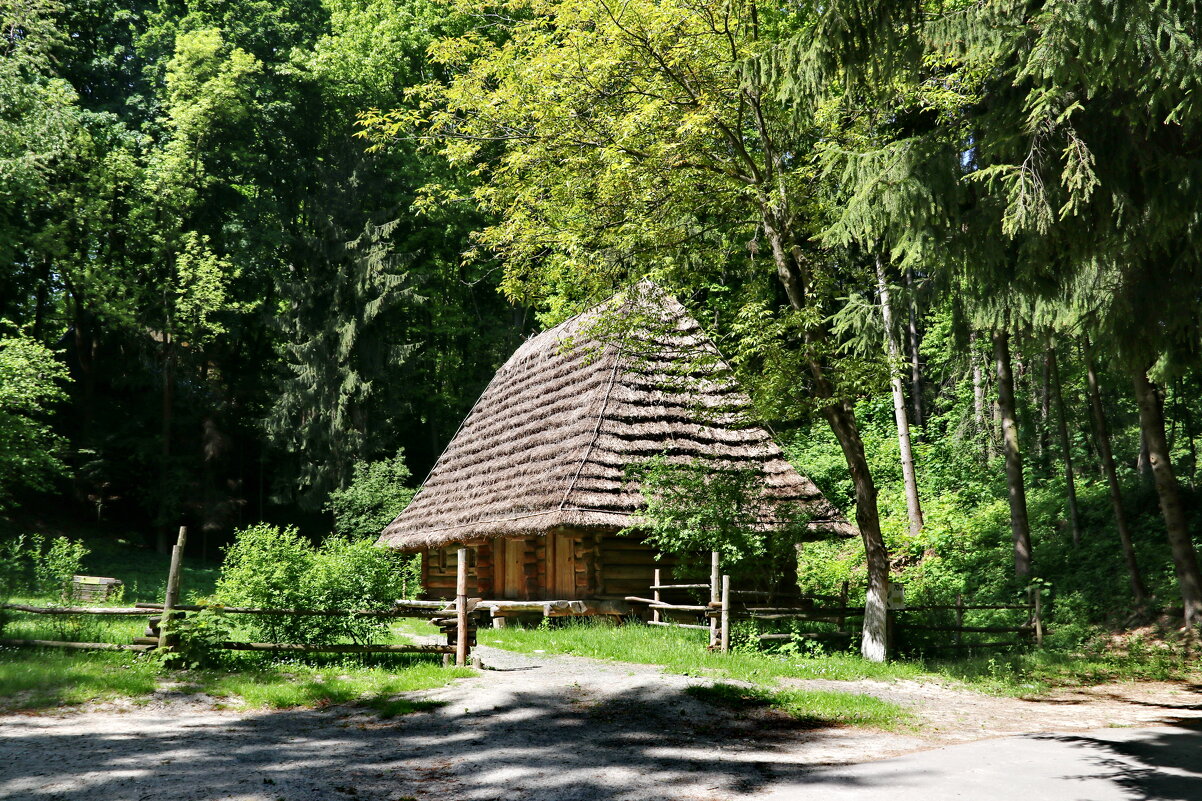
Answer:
[876, 259, 923, 538]
[1138, 429, 1153, 484]
[761, 206, 889, 660]
[1132, 367, 1202, 626]
[823, 399, 890, 662]
[1085, 345, 1147, 604]
[994, 327, 1033, 578]
[904, 267, 924, 429]
[1047, 343, 1081, 546]
[1039, 349, 1052, 466]
[159, 334, 174, 554]
[970, 330, 987, 454]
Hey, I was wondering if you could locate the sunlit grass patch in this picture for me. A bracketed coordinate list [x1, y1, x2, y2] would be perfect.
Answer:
[480, 620, 927, 684]
[0, 648, 159, 711]
[193, 658, 473, 714]
[687, 682, 912, 729]
[0, 647, 473, 715]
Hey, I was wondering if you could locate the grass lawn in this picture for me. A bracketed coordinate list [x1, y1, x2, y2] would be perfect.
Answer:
[686, 683, 912, 730]
[0, 647, 473, 714]
[478, 618, 1201, 696]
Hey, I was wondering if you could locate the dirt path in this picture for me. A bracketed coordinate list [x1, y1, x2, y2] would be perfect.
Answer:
[1, 648, 1200, 801]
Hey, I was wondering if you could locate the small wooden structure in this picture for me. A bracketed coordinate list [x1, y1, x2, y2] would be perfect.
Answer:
[70, 576, 123, 602]
[377, 282, 851, 608]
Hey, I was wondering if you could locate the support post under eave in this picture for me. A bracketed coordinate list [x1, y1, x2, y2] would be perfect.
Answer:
[456, 547, 468, 667]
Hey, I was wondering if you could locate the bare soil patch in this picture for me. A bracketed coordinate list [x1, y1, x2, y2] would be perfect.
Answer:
[1, 648, 1200, 801]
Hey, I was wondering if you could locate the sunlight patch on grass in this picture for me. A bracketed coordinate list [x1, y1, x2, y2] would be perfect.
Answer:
[0, 647, 473, 715]
[686, 682, 912, 730]
[480, 621, 927, 684]
[0, 648, 159, 711]
[194, 660, 473, 714]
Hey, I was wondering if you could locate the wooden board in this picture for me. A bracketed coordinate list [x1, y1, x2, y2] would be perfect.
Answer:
[551, 532, 577, 598]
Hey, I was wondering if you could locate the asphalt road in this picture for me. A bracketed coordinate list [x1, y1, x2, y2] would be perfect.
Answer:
[766, 720, 1202, 801]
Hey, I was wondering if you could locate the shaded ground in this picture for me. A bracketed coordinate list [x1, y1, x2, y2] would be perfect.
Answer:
[1, 647, 1200, 800]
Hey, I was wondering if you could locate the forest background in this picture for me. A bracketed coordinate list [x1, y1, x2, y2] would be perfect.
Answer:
[3, 0, 1201, 657]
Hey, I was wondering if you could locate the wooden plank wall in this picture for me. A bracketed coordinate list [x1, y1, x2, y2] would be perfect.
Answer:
[420, 529, 673, 601]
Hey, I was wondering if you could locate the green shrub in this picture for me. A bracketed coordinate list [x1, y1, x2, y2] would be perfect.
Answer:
[214, 524, 409, 645]
[325, 451, 417, 539]
[34, 536, 88, 602]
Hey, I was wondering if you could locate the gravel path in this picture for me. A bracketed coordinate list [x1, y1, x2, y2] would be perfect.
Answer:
[1, 647, 1199, 801]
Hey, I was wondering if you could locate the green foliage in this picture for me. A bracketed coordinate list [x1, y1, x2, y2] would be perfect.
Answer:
[326, 451, 417, 539]
[0, 332, 69, 507]
[33, 536, 87, 603]
[214, 524, 408, 645]
[167, 607, 237, 670]
[625, 455, 809, 579]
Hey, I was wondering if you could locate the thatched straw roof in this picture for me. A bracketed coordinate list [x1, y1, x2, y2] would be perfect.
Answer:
[378, 282, 852, 550]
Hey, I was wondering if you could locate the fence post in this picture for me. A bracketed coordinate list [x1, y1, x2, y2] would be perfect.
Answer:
[456, 547, 468, 667]
[837, 579, 849, 634]
[652, 568, 661, 625]
[158, 526, 187, 652]
[1033, 586, 1044, 646]
[720, 574, 730, 653]
[709, 552, 720, 648]
[955, 592, 964, 648]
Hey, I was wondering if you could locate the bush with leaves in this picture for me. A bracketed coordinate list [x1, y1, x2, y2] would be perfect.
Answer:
[0, 331, 70, 509]
[625, 455, 811, 586]
[214, 524, 409, 645]
[325, 451, 417, 539]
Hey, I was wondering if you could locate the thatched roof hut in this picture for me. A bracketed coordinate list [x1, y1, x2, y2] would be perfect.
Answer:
[378, 282, 849, 602]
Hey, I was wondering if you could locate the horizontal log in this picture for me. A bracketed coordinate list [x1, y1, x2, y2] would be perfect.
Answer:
[650, 603, 709, 612]
[133, 602, 473, 617]
[898, 623, 1032, 633]
[758, 632, 851, 640]
[731, 612, 853, 621]
[599, 567, 659, 580]
[218, 642, 456, 653]
[918, 640, 1025, 650]
[650, 584, 710, 590]
[737, 606, 863, 616]
[0, 638, 154, 652]
[897, 604, 1032, 612]
[647, 621, 710, 630]
[1, 603, 152, 616]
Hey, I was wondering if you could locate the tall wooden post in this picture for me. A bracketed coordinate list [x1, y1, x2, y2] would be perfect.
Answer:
[1031, 586, 1044, 647]
[652, 568, 661, 625]
[709, 552, 720, 648]
[954, 593, 964, 648]
[455, 547, 468, 667]
[719, 575, 730, 653]
[158, 526, 187, 651]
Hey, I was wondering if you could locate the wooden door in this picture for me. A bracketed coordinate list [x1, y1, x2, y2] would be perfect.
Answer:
[550, 532, 577, 599]
[502, 538, 525, 599]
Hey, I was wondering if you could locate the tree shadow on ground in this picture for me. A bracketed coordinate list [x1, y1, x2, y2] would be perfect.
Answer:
[1032, 720, 1202, 801]
[0, 681, 919, 801]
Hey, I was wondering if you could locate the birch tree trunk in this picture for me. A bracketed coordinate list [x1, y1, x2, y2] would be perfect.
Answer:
[994, 327, 1033, 577]
[1084, 347, 1147, 604]
[876, 259, 923, 538]
[760, 205, 890, 661]
[1132, 367, 1202, 627]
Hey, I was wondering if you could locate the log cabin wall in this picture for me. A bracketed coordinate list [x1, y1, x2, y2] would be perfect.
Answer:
[594, 531, 674, 599]
[419, 528, 672, 601]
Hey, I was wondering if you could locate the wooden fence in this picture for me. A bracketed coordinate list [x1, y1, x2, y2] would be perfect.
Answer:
[890, 587, 1047, 653]
[0, 528, 480, 666]
[627, 560, 1048, 657]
